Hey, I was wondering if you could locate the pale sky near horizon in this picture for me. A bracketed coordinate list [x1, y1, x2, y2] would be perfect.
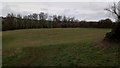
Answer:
[0, 0, 119, 2]
[1, 0, 120, 21]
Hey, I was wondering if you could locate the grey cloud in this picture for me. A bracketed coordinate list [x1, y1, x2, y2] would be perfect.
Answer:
[2, 5, 32, 17]
[2, 2, 115, 21]
[2, 5, 13, 16]
[40, 8, 48, 11]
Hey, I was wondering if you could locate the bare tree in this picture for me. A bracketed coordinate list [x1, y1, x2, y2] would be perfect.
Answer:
[39, 12, 45, 20]
[53, 15, 57, 22]
[32, 13, 38, 20]
[63, 16, 67, 23]
[7, 13, 15, 18]
[57, 15, 62, 22]
[28, 14, 33, 19]
[105, 2, 120, 21]
[23, 15, 28, 19]
[17, 14, 22, 19]
[104, 2, 120, 42]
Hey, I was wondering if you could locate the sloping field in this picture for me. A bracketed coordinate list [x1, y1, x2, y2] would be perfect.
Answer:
[2, 28, 119, 66]
[3, 28, 110, 48]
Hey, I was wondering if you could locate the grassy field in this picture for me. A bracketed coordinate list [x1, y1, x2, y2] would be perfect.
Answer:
[2, 28, 119, 66]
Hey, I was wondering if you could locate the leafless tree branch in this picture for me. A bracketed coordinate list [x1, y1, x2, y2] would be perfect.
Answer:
[105, 2, 120, 19]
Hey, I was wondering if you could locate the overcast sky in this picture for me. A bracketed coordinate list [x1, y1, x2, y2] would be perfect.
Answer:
[0, 0, 119, 2]
[1, 1, 120, 21]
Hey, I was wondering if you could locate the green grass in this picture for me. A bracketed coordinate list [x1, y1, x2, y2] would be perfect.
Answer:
[2, 28, 119, 66]
[3, 28, 110, 49]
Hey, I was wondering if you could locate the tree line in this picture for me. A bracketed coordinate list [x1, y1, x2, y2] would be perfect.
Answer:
[2, 12, 115, 31]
